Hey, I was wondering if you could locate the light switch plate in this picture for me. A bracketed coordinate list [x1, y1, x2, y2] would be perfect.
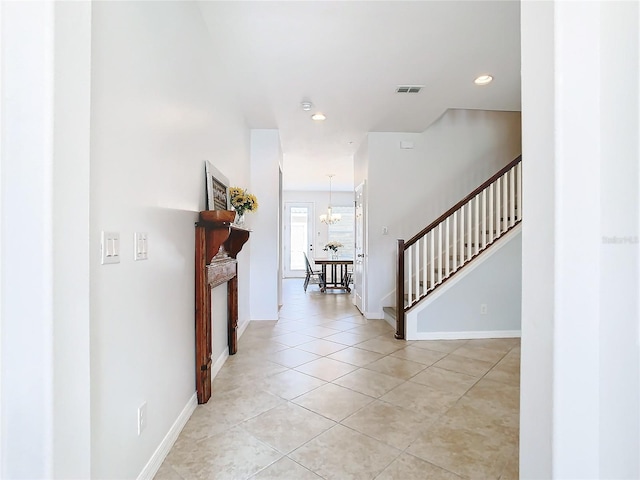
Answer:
[101, 231, 120, 265]
[134, 232, 148, 261]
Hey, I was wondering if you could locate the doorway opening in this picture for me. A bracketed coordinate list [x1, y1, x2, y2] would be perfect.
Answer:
[284, 202, 314, 277]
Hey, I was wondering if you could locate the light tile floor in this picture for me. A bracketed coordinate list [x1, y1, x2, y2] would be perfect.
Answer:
[156, 279, 520, 480]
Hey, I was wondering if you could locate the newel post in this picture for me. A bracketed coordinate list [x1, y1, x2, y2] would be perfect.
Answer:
[395, 239, 405, 339]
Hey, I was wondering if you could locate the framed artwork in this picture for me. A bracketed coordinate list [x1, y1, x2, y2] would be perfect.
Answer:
[204, 160, 229, 210]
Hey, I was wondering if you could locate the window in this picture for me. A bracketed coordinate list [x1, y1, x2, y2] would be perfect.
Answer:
[289, 206, 310, 271]
[327, 205, 355, 259]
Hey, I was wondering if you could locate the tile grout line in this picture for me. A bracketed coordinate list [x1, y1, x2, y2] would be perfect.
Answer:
[160, 280, 519, 480]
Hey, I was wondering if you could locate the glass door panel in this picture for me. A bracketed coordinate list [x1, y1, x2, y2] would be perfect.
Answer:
[284, 202, 314, 277]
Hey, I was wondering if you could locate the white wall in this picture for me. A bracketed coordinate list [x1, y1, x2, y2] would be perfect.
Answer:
[2, 4, 94, 477]
[521, 1, 639, 477]
[52, 2, 92, 477]
[354, 138, 369, 191]
[1, 2, 56, 476]
[210, 284, 229, 373]
[519, 2, 555, 476]
[358, 109, 522, 317]
[598, 3, 639, 475]
[552, 3, 602, 474]
[89, 2, 250, 478]
[410, 229, 521, 339]
[249, 130, 282, 320]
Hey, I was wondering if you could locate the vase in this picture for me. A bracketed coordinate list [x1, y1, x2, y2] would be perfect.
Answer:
[234, 211, 245, 226]
[331, 251, 339, 260]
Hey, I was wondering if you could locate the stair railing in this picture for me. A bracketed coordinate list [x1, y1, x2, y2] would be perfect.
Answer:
[395, 155, 522, 339]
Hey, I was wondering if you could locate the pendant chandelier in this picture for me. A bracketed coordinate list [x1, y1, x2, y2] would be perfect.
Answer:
[320, 174, 341, 225]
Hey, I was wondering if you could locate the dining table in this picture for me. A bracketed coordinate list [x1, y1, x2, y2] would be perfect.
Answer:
[313, 257, 353, 293]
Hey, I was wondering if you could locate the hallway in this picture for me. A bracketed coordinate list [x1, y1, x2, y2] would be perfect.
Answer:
[156, 279, 519, 479]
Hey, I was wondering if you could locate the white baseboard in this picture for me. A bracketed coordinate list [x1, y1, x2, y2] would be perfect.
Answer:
[238, 318, 250, 339]
[208, 320, 252, 380]
[408, 330, 521, 341]
[382, 315, 395, 329]
[137, 392, 197, 480]
[138, 320, 250, 480]
[364, 311, 384, 320]
[211, 347, 230, 380]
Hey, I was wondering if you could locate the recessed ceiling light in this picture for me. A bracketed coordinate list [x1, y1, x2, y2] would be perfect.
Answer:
[474, 75, 493, 86]
[301, 101, 313, 111]
[311, 113, 326, 121]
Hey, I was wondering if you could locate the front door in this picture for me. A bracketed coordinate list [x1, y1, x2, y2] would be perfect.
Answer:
[354, 182, 366, 313]
[284, 202, 314, 278]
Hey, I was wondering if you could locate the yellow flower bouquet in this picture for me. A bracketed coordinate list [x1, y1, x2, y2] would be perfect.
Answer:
[228, 187, 258, 216]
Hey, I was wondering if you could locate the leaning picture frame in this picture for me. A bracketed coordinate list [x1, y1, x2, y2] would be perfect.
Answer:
[204, 160, 230, 210]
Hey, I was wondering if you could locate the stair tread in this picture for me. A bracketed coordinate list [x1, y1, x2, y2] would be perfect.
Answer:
[383, 306, 396, 320]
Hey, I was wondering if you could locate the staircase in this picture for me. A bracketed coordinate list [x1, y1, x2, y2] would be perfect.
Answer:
[393, 155, 523, 339]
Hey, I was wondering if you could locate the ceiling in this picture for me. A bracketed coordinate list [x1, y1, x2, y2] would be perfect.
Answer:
[198, 1, 521, 191]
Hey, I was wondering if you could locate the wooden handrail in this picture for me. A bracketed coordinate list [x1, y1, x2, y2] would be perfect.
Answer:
[394, 154, 523, 339]
[404, 155, 522, 248]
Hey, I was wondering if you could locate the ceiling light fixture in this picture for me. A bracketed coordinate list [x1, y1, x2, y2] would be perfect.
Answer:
[474, 75, 493, 86]
[320, 175, 341, 225]
[301, 101, 313, 111]
[311, 112, 326, 121]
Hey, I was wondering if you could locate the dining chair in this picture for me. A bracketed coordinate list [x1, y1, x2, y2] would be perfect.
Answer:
[343, 267, 353, 287]
[302, 252, 325, 292]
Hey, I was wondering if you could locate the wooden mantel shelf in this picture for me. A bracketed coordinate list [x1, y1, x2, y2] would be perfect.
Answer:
[195, 217, 250, 261]
[194, 212, 251, 404]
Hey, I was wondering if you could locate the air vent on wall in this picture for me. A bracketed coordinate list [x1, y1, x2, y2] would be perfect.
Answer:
[396, 85, 423, 94]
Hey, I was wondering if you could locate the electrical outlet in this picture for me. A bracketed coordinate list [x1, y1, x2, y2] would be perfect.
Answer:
[480, 304, 488, 315]
[137, 402, 147, 435]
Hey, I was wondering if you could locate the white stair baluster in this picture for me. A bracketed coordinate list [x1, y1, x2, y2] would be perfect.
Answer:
[516, 161, 522, 220]
[467, 202, 472, 259]
[481, 189, 487, 249]
[460, 205, 465, 265]
[400, 159, 522, 308]
[474, 195, 479, 255]
[429, 229, 435, 290]
[510, 167, 516, 227]
[452, 211, 458, 272]
[422, 235, 428, 295]
[445, 217, 450, 277]
[415, 240, 420, 301]
[437, 223, 442, 284]
[502, 173, 508, 232]
[489, 183, 494, 244]
[496, 177, 501, 236]
[407, 246, 413, 305]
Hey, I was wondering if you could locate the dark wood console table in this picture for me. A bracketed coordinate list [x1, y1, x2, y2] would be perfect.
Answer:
[195, 211, 250, 404]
